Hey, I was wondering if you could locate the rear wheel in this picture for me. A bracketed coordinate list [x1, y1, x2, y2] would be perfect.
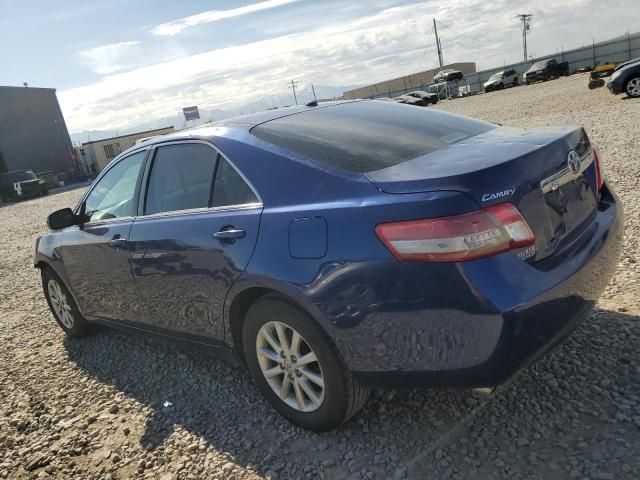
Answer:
[42, 267, 88, 337]
[625, 77, 640, 98]
[242, 296, 369, 431]
[513, 77, 518, 86]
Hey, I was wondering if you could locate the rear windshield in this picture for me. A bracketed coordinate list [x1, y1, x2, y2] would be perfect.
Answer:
[531, 61, 549, 70]
[251, 101, 494, 173]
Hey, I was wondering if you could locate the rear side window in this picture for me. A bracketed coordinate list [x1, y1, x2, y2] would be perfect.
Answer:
[145, 144, 217, 215]
[251, 101, 494, 173]
[211, 158, 259, 207]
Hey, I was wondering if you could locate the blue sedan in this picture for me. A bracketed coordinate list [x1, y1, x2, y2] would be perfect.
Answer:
[34, 100, 622, 431]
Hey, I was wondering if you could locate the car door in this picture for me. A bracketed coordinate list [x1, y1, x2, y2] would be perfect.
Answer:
[59, 149, 147, 321]
[128, 141, 262, 340]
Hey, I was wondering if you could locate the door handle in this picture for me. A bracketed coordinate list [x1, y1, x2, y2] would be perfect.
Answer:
[109, 236, 128, 249]
[213, 228, 246, 243]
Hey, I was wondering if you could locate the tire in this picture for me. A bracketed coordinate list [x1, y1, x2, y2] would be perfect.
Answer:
[499, 83, 505, 90]
[513, 78, 518, 86]
[42, 267, 89, 337]
[242, 296, 369, 432]
[625, 76, 640, 98]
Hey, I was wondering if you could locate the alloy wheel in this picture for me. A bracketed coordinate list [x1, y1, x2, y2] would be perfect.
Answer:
[256, 321, 325, 412]
[48, 279, 74, 329]
[627, 78, 640, 97]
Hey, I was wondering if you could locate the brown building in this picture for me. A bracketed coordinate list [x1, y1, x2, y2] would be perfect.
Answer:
[80, 126, 175, 173]
[342, 62, 477, 99]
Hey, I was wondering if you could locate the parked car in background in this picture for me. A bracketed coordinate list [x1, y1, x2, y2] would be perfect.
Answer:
[406, 90, 439, 104]
[0, 169, 48, 201]
[606, 57, 640, 98]
[483, 69, 518, 92]
[35, 100, 621, 432]
[588, 62, 620, 90]
[524, 59, 569, 84]
[393, 94, 427, 106]
[434, 69, 464, 83]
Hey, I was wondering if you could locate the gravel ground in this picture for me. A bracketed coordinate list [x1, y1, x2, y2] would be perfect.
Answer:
[0, 73, 639, 480]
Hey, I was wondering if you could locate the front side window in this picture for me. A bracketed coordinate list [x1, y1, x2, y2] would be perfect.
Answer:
[84, 151, 145, 222]
[145, 143, 217, 215]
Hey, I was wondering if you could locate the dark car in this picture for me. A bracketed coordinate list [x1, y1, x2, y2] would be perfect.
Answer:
[0, 169, 48, 201]
[406, 90, 439, 105]
[433, 69, 464, 83]
[606, 57, 640, 97]
[393, 94, 427, 106]
[524, 59, 569, 84]
[34, 101, 622, 432]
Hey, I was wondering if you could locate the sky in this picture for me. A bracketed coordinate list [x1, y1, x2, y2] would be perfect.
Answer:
[1, 0, 639, 135]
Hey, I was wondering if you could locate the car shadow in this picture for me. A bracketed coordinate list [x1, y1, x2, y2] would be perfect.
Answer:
[62, 307, 640, 479]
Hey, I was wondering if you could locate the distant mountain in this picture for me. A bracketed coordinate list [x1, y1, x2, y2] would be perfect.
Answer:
[69, 84, 360, 145]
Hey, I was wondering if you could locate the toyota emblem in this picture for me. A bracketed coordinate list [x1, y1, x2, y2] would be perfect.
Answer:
[567, 150, 581, 173]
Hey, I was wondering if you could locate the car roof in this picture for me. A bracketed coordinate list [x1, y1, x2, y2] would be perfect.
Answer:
[614, 56, 640, 71]
[134, 100, 357, 149]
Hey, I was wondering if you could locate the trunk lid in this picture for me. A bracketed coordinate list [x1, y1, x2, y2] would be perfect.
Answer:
[366, 126, 599, 262]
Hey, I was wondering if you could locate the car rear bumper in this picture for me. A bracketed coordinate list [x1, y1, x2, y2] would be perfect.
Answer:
[318, 185, 623, 388]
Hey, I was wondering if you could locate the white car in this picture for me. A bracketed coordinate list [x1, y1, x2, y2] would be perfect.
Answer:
[483, 69, 518, 92]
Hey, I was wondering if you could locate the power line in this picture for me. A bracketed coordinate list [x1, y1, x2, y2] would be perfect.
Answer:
[438, 33, 516, 53]
[516, 14, 533, 62]
[436, 20, 496, 44]
[288, 79, 301, 105]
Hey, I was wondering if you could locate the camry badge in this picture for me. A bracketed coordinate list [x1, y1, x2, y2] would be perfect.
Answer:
[481, 189, 515, 202]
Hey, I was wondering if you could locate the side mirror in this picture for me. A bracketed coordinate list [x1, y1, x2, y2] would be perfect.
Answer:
[47, 208, 79, 230]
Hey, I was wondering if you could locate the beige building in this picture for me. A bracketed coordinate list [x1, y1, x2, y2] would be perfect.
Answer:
[80, 126, 175, 173]
[342, 62, 477, 99]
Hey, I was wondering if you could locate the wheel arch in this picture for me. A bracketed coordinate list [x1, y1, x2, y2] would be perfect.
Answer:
[224, 280, 331, 363]
[36, 259, 85, 318]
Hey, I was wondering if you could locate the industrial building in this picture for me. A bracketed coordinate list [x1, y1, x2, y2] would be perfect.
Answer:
[80, 126, 175, 173]
[342, 62, 477, 99]
[0, 86, 75, 181]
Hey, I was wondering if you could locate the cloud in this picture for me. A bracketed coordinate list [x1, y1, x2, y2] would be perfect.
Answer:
[80, 41, 140, 75]
[59, 0, 640, 133]
[151, 0, 301, 36]
[61, 4, 442, 131]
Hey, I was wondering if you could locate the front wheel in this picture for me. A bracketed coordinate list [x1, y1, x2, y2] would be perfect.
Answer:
[242, 296, 369, 431]
[625, 77, 640, 98]
[42, 267, 88, 337]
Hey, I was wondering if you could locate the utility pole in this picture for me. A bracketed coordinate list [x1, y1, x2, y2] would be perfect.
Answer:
[288, 80, 301, 105]
[433, 18, 444, 69]
[516, 14, 533, 62]
[311, 84, 317, 102]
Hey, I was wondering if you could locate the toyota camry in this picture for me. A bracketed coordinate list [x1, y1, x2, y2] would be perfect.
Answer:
[34, 100, 622, 431]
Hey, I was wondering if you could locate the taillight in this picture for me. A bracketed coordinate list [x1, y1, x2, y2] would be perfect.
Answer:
[375, 203, 535, 262]
[592, 143, 604, 190]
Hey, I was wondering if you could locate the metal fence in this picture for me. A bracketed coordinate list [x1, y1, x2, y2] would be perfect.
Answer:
[371, 32, 640, 99]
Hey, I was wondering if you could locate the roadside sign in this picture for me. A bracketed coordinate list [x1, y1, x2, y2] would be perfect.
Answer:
[183, 106, 200, 121]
